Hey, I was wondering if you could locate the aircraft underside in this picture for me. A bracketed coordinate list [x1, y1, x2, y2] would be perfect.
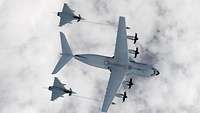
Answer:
[51, 16, 159, 112]
[74, 54, 158, 77]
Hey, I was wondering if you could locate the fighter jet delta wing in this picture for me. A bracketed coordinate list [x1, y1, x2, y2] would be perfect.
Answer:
[53, 77, 66, 89]
[62, 3, 75, 14]
[51, 88, 66, 101]
[101, 16, 128, 112]
[58, 3, 76, 26]
[50, 77, 66, 101]
[58, 3, 85, 26]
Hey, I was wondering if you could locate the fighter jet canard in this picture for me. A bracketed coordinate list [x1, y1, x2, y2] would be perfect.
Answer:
[48, 77, 76, 101]
[57, 3, 85, 26]
[52, 16, 159, 112]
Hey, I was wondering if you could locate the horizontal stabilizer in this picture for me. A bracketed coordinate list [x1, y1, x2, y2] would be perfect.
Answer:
[60, 32, 72, 54]
[52, 32, 73, 74]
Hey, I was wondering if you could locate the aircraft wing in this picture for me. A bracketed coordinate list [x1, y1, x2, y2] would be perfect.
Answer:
[53, 77, 65, 89]
[51, 89, 65, 101]
[62, 3, 75, 15]
[59, 17, 75, 26]
[59, 3, 76, 26]
[101, 16, 128, 112]
[114, 16, 128, 65]
[101, 66, 126, 112]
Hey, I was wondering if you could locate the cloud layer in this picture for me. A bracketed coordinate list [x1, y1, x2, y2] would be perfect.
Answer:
[0, 0, 200, 113]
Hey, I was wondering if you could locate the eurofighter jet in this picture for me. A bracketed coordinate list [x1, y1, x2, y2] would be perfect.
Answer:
[52, 16, 159, 112]
[57, 3, 85, 26]
[48, 77, 76, 101]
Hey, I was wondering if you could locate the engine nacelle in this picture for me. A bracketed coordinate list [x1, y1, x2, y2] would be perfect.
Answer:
[127, 36, 134, 40]
[128, 49, 135, 54]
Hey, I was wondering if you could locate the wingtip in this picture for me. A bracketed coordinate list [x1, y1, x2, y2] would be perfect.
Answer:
[59, 31, 64, 36]
[101, 107, 108, 113]
[63, 3, 68, 6]
[52, 70, 57, 74]
[101, 110, 107, 113]
[58, 23, 64, 27]
[119, 16, 125, 19]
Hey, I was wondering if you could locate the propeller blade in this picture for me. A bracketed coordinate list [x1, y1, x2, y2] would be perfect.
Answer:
[130, 78, 132, 82]
[124, 92, 126, 96]
[134, 53, 137, 58]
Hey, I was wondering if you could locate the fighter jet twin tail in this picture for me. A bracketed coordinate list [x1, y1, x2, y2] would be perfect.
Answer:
[49, 3, 160, 113]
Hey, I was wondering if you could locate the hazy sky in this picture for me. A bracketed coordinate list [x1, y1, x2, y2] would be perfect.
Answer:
[0, 0, 200, 113]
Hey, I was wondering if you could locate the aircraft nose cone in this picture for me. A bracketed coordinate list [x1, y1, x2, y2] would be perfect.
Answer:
[156, 70, 160, 75]
[151, 68, 160, 76]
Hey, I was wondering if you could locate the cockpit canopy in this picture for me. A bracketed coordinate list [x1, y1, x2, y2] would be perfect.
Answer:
[151, 68, 160, 76]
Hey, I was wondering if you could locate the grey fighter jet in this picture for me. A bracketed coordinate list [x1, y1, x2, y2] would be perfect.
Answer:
[52, 16, 159, 112]
[48, 77, 76, 101]
[57, 3, 85, 26]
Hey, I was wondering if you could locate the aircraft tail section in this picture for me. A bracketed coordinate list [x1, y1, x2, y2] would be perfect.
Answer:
[60, 32, 72, 55]
[52, 32, 73, 74]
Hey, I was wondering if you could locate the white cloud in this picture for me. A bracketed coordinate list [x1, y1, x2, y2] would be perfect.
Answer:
[0, 0, 200, 113]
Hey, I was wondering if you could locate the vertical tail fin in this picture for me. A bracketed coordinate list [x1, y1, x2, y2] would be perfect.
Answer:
[60, 32, 72, 55]
[52, 32, 73, 74]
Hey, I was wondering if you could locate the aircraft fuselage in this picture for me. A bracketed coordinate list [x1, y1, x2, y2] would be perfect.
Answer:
[74, 54, 159, 77]
[48, 86, 69, 93]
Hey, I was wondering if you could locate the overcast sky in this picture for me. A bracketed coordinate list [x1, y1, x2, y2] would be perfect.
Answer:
[0, 0, 200, 113]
